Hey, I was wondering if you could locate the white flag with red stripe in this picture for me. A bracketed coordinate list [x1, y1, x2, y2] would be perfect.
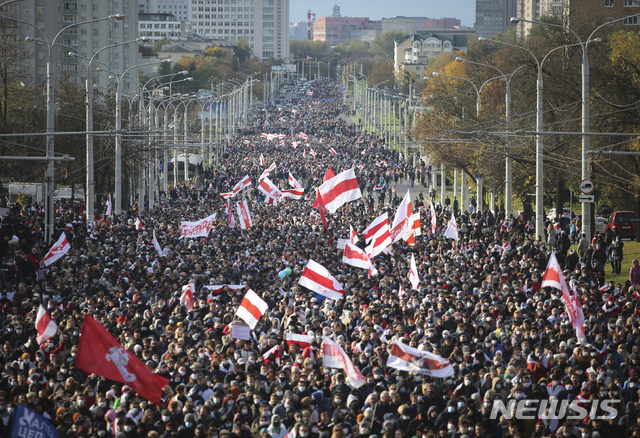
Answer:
[390, 190, 412, 243]
[257, 177, 282, 201]
[387, 339, 454, 377]
[202, 284, 245, 295]
[430, 201, 437, 234]
[281, 188, 304, 199]
[134, 218, 144, 230]
[411, 212, 422, 237]
[343, 241, 374, 271]
[298, 259, 344, 300]
[362, 213, 390, 242]
[315, 168, 361, 214]
[36, 305, 58, 344]
[398, 286, 406, 299]
[152, 229, 163, 254]
[322, 336, 366, 388]
[286, 333, 314, 349]
[329, 147, 337, 155]
[289, 172, 302, 189]
[299, 133, 309, 139]
[366, 220, 392, 259]
[443, 212, 459, 240]
[236, 200, 252, 229]
[409, 254, 420, 290]
[236, 289, 268, 329]
[542, 252, 586, 342]
[226, 199, 235, 228]
[259, 163, 277, 181]
[309, 148, 317, 158]
[349, 225, 358, 245]
[260, 154, 265, 165]
[180, 282, 195, 312]
[43, 233, 71, 267]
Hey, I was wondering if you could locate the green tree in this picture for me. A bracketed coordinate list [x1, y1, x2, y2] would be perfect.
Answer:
[369, 31, 409, 62]
[233, 38, 252, 65]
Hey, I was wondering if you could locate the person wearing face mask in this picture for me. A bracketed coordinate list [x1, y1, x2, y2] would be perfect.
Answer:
[422, 382, 446, 413]
[153, 409, 173, 433]
[434, 400, 459, 431]
[123, 418, 140, 438]
[266, 414, 287, 438]
[177, 413, 196, 438]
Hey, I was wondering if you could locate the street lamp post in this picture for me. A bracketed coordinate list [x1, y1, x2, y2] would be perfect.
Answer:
[16, 13, 125, 242]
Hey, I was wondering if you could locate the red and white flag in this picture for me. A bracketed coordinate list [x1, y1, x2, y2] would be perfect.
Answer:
[349, 225, 358, 245]
[299, 133, 309, 139]
[43, 233, 71, 267]
[76, 315, 170, 405]
[257, 177, 282, 202]
[288, 172, 302, 189]
[180, 283, 195, 312]
[314, 168, 361, 214]
[343, 241, 374, 271]
[554, 222, 561, 234]
[309, 148, 317, 158]
[366, 221, 392, 259]
[236, 200, 252, 230]
[263, 345, 281, 366]
[430, 201, 437, 234]
[329, 147, 337, 155]
[36, 305, 57, 344]
[362, 213, 390, 242]
[286, 333, 314, 349]
[322, 336, 366, 388]
[236, 289, 268, 329]
[260, 154, 265, 165]
[542, 252, 585, 342]
[105, 194, 113, 217]
[226, 199, 235, 228]
[323, 168, 336, 182]
[315, 188, 328, 228]
[387, 339, 454, 377]
[398, 286, 406, 299]
[409, 254, 420, 290]
[134, 218, 144, 230]
[443, 212, 459, 240]
[406, 212, 422, 245]
[502, 241, 511, 252]
[202, 284, 245, 294]
[152, 229, 163, 254]
[232, 175, 253, 195]
[390, 190, 412, 243]
[281, 188, 304, 199]
[259, 163, 277, 181]
[298, 259, 344, 300]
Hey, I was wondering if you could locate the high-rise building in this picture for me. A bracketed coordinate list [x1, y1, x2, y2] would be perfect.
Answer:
[139, 0, 190, 21]
[381, 16, 427, 34]
[418, 17, 462, 30]
[290, 21, 308, 40]
[189, 0, 289, 61]
[475, 0, 517, 39]
[14, 0, 138, 92]
[313, 16, 381, 44]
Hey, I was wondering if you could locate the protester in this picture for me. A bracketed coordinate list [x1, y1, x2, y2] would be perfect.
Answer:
[0, 78, 637, 438]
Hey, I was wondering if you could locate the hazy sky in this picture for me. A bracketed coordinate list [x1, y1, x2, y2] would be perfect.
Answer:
[290, 0, 477, 28]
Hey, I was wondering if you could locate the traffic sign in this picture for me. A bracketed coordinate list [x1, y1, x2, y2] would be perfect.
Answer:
[579, 195, 594, 203]
[579, 179, 594, 195]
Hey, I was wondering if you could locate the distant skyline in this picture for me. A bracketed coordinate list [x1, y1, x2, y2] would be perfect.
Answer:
[290, 0, 477, 27]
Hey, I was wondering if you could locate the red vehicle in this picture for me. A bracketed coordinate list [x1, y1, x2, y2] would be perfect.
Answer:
[606, 211, 637, 239]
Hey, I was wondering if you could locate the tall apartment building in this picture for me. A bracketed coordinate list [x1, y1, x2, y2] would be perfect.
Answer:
[289, 21, 308, 40]
[516, 0, 640, 38]
[475, 0, 518, 39]
[138, 0, 190, 21]
[381, 16, 427, 34]
[313, 16, 381, 44]
[13, 0, 138, 92]
[139, 12, 185, 42]
[189, 0, 290, 61]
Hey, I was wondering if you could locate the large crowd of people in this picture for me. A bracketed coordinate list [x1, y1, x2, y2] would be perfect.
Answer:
[1, 78, 640, 438]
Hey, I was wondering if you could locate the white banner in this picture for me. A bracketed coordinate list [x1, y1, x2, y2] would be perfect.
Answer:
[179, 213, 217, 239]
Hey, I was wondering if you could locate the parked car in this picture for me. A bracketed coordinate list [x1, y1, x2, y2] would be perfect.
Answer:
[607, 211, 637, 239]
[594, 217, 607, 234]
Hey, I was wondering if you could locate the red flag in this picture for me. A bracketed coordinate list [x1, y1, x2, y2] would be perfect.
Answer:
[323, 168, 336, 182]
[76, 315, 169, 405]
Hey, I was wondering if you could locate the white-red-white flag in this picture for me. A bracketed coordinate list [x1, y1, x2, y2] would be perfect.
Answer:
[430, 201, 437, 234]
[257, 177, 282, 202]
[343, 241, 374, 271]
[322, 336, 366, 388]
[260, 154, 265, 165]
[298, 259, 344, 300]
[349, 225, 358, 245]
[398, 286, 406, 299]
[362, 213, 390, 242]
[329, 147, 337, 155]
[390, 190, 412, 243]
[286, 333, 314, 349]
[202, 284, 245, 295]
[226, 199, 235, 228]
[236, 200, 252, 229]
[134, 218, 144, 230]
[409, 254, 420, 290]
[152, 229, 163, 254]
[43, 233, 71, 266]
[289, 172, 302, 189]
[315, 168, 361, 214]
[299, 133, 309, 139]
[542, 252, 586, 342]
[181, 283, 195, 312]
[36, 305, 58, 344]
[309, 148, 317, 158]
[365, 221, 392, 259]
[281, 188, 304, 200]
[443, 212, 459, 240]
[259, 163, 276, 181]
[387, 339, 454, 377]
[236, 289, 268, 329]
[105, 194, 113, 217]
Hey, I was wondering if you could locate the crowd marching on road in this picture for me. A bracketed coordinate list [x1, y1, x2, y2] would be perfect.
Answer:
[2, 78, 640, 438]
